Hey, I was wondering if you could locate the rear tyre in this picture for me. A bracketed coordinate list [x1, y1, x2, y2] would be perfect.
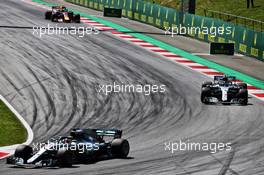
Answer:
[238, 83, 247, 89]
[111, 139, 130, 158]
[240, 99, 248, 106]
[68, 12, 74, 22]
[45, 11, 52, 20]
[237, 89, 248, 105]
[73, 14, 80, 23]
[14, 145, 33, 163]
[56, 149, 73, 167]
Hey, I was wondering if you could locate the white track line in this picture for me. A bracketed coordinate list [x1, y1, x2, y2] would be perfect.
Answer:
[0, 95, 34, 159]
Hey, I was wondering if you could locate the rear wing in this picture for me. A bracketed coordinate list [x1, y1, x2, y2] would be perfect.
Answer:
[227, 76, 236, 81]
[214, 75, 236, 82]
[71, 128, 122, 139]
[214, 75, 224, 81]
[52, 6, 66, 10]
[94, 129, 122, 138]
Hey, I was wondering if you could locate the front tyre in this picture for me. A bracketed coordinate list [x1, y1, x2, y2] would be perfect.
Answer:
[51, 15, 57, 22]
[201, 87, 210, 104]
[14, 145, 33, 163]
[56, 148, 73, 167]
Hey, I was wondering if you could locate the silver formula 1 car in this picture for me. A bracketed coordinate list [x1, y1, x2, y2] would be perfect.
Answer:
[201, 75, 248, 105]
[7, 128, 130, 168]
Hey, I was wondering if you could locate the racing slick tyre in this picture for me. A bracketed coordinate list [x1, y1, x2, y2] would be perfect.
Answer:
[45, 11, 52, 20]
[56, 148, 73, 167]
[51, 14, 58, 22]
[202, 81, 212, 88]
[237, 89, 248, 105]
[14, 145, 33, 163]
[201, 87, 210, 104]
[73, 14, 80, 23]
[111, 139, 130, 158]
[6, 155, 16, 164]
[68, 11, 74, 21]
[238, 83, 247, 90]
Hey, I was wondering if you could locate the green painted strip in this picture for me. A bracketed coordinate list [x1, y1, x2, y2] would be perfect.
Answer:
[33, 0, 264, 89]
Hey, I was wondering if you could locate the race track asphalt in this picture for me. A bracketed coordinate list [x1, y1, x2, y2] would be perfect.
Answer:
[0, 0, 264, 174]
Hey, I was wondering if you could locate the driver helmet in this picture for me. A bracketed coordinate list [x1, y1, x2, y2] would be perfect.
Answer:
[222, 75, 228, 82]
[64, 136, 73, 144]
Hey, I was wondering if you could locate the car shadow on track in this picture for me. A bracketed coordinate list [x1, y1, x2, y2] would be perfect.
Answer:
[204, 103, 253, 106]
[81, 156, 135, 165]
[7, 156, 135, 169]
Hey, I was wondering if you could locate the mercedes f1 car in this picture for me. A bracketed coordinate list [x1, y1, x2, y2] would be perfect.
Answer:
[201, 75, 248, 105]
[7, 128, 130, 168]
[45, 6, 80, 23]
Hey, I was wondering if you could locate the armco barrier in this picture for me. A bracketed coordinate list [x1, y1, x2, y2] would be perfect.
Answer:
[183, 13, 264, 61]
[65, 0, 264, 61]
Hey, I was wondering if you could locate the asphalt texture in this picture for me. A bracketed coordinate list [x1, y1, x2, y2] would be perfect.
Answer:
[0, 0, 264, 174]
[47, 0, 264, 81]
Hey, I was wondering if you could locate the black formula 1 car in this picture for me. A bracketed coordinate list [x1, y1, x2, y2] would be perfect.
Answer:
[201, 75, 248, 105]
[7, 128, 130, 168]
[45, 6, 80, 23]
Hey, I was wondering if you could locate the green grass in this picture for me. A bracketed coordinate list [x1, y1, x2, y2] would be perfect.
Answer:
[147, 0, 264, 31]
[0, 100, 27, 146]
